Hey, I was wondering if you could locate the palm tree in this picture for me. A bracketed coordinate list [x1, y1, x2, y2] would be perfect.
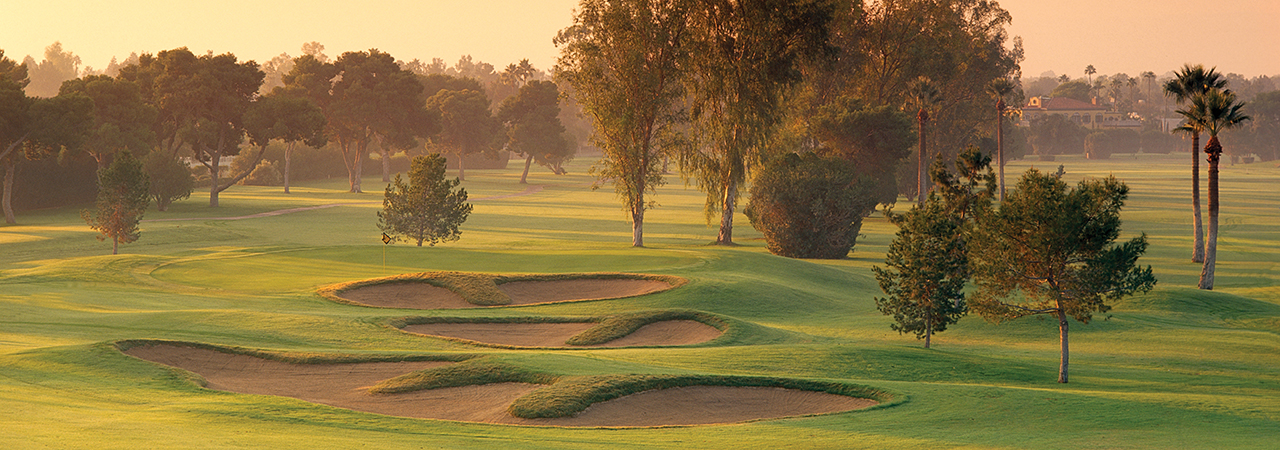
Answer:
[907, 76, 941, 201]
[1182, 89, 1250, 290]
[1164, 64, 1227, 263]
[1084, 65, 1096, 84]
[985, 77, 1015, 201]
[1058, 74, 1070, 84]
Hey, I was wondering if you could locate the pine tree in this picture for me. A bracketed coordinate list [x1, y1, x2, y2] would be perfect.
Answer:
[82, 151, 151, 254]
[377, 154, 472, 247]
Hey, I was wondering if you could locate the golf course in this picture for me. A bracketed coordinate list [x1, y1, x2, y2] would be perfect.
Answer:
[1, 153, 1277, 448]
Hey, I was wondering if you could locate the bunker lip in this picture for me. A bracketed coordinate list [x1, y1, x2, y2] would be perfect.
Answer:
[323, 273, 683, 310]
[401, 319, 723, 348]
[121, 343, 877, 427]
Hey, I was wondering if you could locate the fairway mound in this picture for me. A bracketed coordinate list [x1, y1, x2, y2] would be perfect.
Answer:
[401, 319, 721, 348]
[513, 385, 878, 427]
[497, 278, 672, 305]
[323, 272, 683, 309]
[122, 344, 877, 426]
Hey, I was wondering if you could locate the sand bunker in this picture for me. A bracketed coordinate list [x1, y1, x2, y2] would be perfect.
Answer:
[337, 278, 673, 309]
[124, 344, 874, 427]
[402, 320, 721, 348]
[337, 282, 471, 309]
[498, 279, 672, 305]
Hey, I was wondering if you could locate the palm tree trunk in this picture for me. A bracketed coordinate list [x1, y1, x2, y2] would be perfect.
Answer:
[996, 111, 1006, 201]
[1199, 142, 1220, 289]
[917, 115, 927, 202]
[1191, 132, 1205, 262]
[1057, 309, 1070, 383]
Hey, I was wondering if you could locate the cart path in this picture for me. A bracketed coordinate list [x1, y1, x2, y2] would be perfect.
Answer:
[142, 185, 546, 223]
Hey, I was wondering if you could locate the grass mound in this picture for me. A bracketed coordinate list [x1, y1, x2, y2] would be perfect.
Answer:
[319, 271, 686, 308]
[115, 339, 475, 365]
[507, 374, 896, 419]
[389, 309, 727, 348]
[369, 358, 559, 394]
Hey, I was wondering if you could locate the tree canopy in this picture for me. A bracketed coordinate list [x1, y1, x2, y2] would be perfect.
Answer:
[82, 151, 150, 254]
[378, 154, 472, 247]
[497, 80, 571, 183]
[426, 88, 500, 181]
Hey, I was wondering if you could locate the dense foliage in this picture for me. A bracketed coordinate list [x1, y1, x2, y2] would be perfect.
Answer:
[745, 152, 877, 259]
[82, 151, 150, 254]
[377, 154, 472, 247]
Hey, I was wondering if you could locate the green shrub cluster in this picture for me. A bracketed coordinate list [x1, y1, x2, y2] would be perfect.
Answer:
[508, 374, 893, 419]
[368, 358, 558, 394]
[1084, 128, 1140, 159]
[746, 153, 880, 259]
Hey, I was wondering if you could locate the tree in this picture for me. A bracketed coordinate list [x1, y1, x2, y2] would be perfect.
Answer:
[554, 0, 690, 247]
[808, 99, 916, 205]
[58, 75, 156, 169]
[142, 150, 193, 212]
[745, 152, 878, 259]
[907, 76, 941, 201]
[1084, 65, 1096, 85]
[118, 48, 264, 207]
[242, 91, 327, 194]
[1, 58, 94, 223]
[985, 77, 1015, 201]
[1049, 80, 1091, 103]
[1182, 89, 1250, 290]
[426, 88, 500, 181]
[82, 151, 150, 254]
[378, 154, 472, 247]
[24, 42, 81, 98]
[678, 0, 835, 246]
[1164, 64, 1226, 263]
[497, 80, 571, 183]
[1240, 91, 1280, 161]
[970, 169, 1156, 383]
[874, 147, 993, 347]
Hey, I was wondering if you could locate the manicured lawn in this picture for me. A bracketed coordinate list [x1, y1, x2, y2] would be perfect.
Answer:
[1, 153, 1277, 448]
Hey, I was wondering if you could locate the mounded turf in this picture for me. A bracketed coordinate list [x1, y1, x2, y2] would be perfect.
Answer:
[1, 153, 1278, 448]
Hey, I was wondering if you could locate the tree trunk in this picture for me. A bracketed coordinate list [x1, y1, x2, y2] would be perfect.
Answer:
[1199, 144, 1220, 290]
[996, 109, 1006, 202]
[631, 163, 646, 248]
[352, 142, 365, 193]
[284, 142, 293, 194]
[520, 154, 533, 184]
[716, 177, 737, 245]
[457, 151, 466, 182]
[2, 161, 16, 224]
[112, 236, 119, 255]
[208, 152, 221, 208]
[917, 114, 928, 202]
[924, 314, 932, 349]
[1057, 309, 1070, 383]
[381, 148, 391, 183]
[1191, 132, 1205, 263]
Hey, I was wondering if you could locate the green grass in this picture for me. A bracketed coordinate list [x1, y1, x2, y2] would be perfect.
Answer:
[318, 271, 685, 307]
[0, 153, 1278, 448]
[388, 309, 729, 348]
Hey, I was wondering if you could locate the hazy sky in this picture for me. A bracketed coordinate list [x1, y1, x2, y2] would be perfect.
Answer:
[4, 0, 1278, 79]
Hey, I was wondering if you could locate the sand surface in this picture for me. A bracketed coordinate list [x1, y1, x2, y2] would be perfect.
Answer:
[338, 278, 673, 309]
[498, 279, 672, 305]
[402, 320, 721, 348]
[124, 344, 875, 427]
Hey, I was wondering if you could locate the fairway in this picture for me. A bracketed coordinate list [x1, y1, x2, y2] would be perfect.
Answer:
[2, 153, 1278, 448]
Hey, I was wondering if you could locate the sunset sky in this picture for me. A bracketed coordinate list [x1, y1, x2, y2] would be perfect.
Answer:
[4, 0, 1278, 79]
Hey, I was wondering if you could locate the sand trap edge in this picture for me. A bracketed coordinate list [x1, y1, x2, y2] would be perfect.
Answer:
[115, 339, 477, 365]
[387, 310, 728, 350]
[318, 272, 687, 309]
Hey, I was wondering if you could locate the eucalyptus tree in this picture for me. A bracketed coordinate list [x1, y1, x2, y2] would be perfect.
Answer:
[970, 170, 1156, 383]
[907, 76, 941, 200]
[1180, 89, 1250, 289]
[1, 53, 94, 223]
[985, 77, 1015, 200]
[497, 80, 571, 183]
[554, 0, 691, 247]
[242, 91, 327, 193]
[425, 88, 501, 181]
[1164, 64, 1227, 262]
[284, 50, 436, 192]
[58, 75, 156, 169]
[678, 0, 835, 245]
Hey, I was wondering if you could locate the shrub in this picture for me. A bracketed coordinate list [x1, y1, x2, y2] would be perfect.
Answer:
[746, 153, 879, 259]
